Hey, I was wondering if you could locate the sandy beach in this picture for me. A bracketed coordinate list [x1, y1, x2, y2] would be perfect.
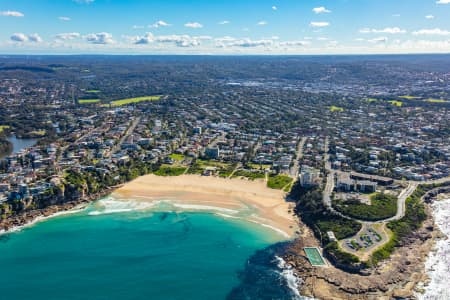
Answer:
[113, 174, 299, 238]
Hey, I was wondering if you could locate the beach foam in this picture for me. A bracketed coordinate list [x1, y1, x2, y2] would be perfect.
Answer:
[417, 198, 450, 300]
[248, 219, 291, 239]
[88, 197, 158, 216]
[274, 255, 310, 300]
[170, 203, 240, 214]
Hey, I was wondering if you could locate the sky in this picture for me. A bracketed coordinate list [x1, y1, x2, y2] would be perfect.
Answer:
[0, 0, 450, 55]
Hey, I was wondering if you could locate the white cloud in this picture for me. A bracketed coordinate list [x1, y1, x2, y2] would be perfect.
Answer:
[360, 27, 406, 34]
[55, 32, 81, 40]
[368, 37, 388, 43]
[425, 15, 435, 19]
[149, 20, 170, 28]
[279, 41, 309, 47]
[412, 28, 450, 36]
[184, 22, 203, 29]
[28, 33, 42, 43]
[85, 32, 114, 44]
[0, 11, 24, 17]
[272, 6, 277, 11]
[132, 25, 145, 30]
[58, 16, 71, 21]
[10, 33, 28, 42]
[133, 32, 154, 44]
[10, 33, 42, 43]
[436, 0, 450, 4]
[392, 14, 401, 17]
[218, 20, 230, 25]
[310, 22, 329, 28]
[156, 35, 200, 47]
[257, 21, 268, 26]
[313, 7, 331, 14]
[215, 37, 274, 48]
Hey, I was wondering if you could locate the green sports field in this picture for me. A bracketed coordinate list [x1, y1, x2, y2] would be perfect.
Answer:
[304, 247, 326, 266]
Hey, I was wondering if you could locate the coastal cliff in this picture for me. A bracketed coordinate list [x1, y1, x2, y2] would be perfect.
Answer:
[0, 181, 115, 232]
[283, 184, 450, 300]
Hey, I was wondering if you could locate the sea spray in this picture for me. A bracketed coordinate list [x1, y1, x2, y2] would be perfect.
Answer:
[227, 242, 313, 300]
[274, 256, 303, 300]
[417, 199, 450, 300]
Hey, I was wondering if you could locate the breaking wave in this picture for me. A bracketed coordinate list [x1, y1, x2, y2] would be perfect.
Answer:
[87, 197, 158, 216]
[417, 198, 450, 300]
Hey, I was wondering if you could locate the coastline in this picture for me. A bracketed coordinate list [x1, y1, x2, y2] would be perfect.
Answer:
[2, 172, 447, 300]
[0, 187, 116, 234]
[283, 198, 446, 300]
[112, 174, 299, 238]
[416, 197, 450, 299]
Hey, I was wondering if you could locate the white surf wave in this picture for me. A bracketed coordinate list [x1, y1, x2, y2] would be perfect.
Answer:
[274, 256, 312, 300]
[247, 219, 290, 238]
[215, 213, 240, 219]
[88, 197, 158, 216]
[417, 198, 450, 300]
[170, 203, 239, 214]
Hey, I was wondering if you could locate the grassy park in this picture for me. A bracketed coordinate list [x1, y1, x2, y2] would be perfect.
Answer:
[329, 106, 344, 112]
[267, 174, 293, 190]
[334, 193, 397, 221]
[388, 100, 403, 107]
[0, 125, 10, 133]
[154, 165, 187, 176]
[104, 96, 162, 107]
[426, 98, 448, 103]
[79, 99, 101, 104]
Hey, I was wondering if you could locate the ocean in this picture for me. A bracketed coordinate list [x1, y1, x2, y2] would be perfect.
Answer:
[0, 197, 306, 300]
[417, 198, 450, 300]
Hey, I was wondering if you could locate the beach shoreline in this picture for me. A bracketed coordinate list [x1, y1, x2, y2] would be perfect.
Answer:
[113, 174, 299, 238]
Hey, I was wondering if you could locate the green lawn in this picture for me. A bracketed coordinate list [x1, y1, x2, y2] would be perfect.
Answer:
[426, 98, 448, 103]
[247, 163, 272, 170]
[188, 160, 234, 175]
[0, 125, 10, 133]
[79, 99, 100, 104]
[366, 98, 378, 102]
[154, 166, 186, 177]
[334, 193, 397, 221]
[169, 153, 185, 161]
[329, 105, 344, 112]
[232, 169, 265, 180]
[267, 175, 293, 190]
[399, 95, 421, 100]
[388, 100, 403, 107]
[29, 130, 46, 137]
[104, 96, 162, 107]
[86, 90, 101, 93]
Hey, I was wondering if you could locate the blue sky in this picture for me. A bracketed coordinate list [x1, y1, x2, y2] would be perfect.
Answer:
[0, 0, 449, 54]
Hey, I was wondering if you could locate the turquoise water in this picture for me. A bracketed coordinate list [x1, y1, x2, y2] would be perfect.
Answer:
[0, 201, 299, 300]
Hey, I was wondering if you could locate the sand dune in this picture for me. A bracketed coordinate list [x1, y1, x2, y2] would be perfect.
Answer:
[113, 174, 299, 238]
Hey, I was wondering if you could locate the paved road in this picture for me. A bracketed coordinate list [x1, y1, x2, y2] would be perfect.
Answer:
[290, 136, 307, 178]
[112, 117, 141, 154]
[321, 136, 420, 223]
[387, 181, 418, 221]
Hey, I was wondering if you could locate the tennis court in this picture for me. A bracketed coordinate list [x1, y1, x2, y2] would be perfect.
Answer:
[304, 247, 326, 266]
